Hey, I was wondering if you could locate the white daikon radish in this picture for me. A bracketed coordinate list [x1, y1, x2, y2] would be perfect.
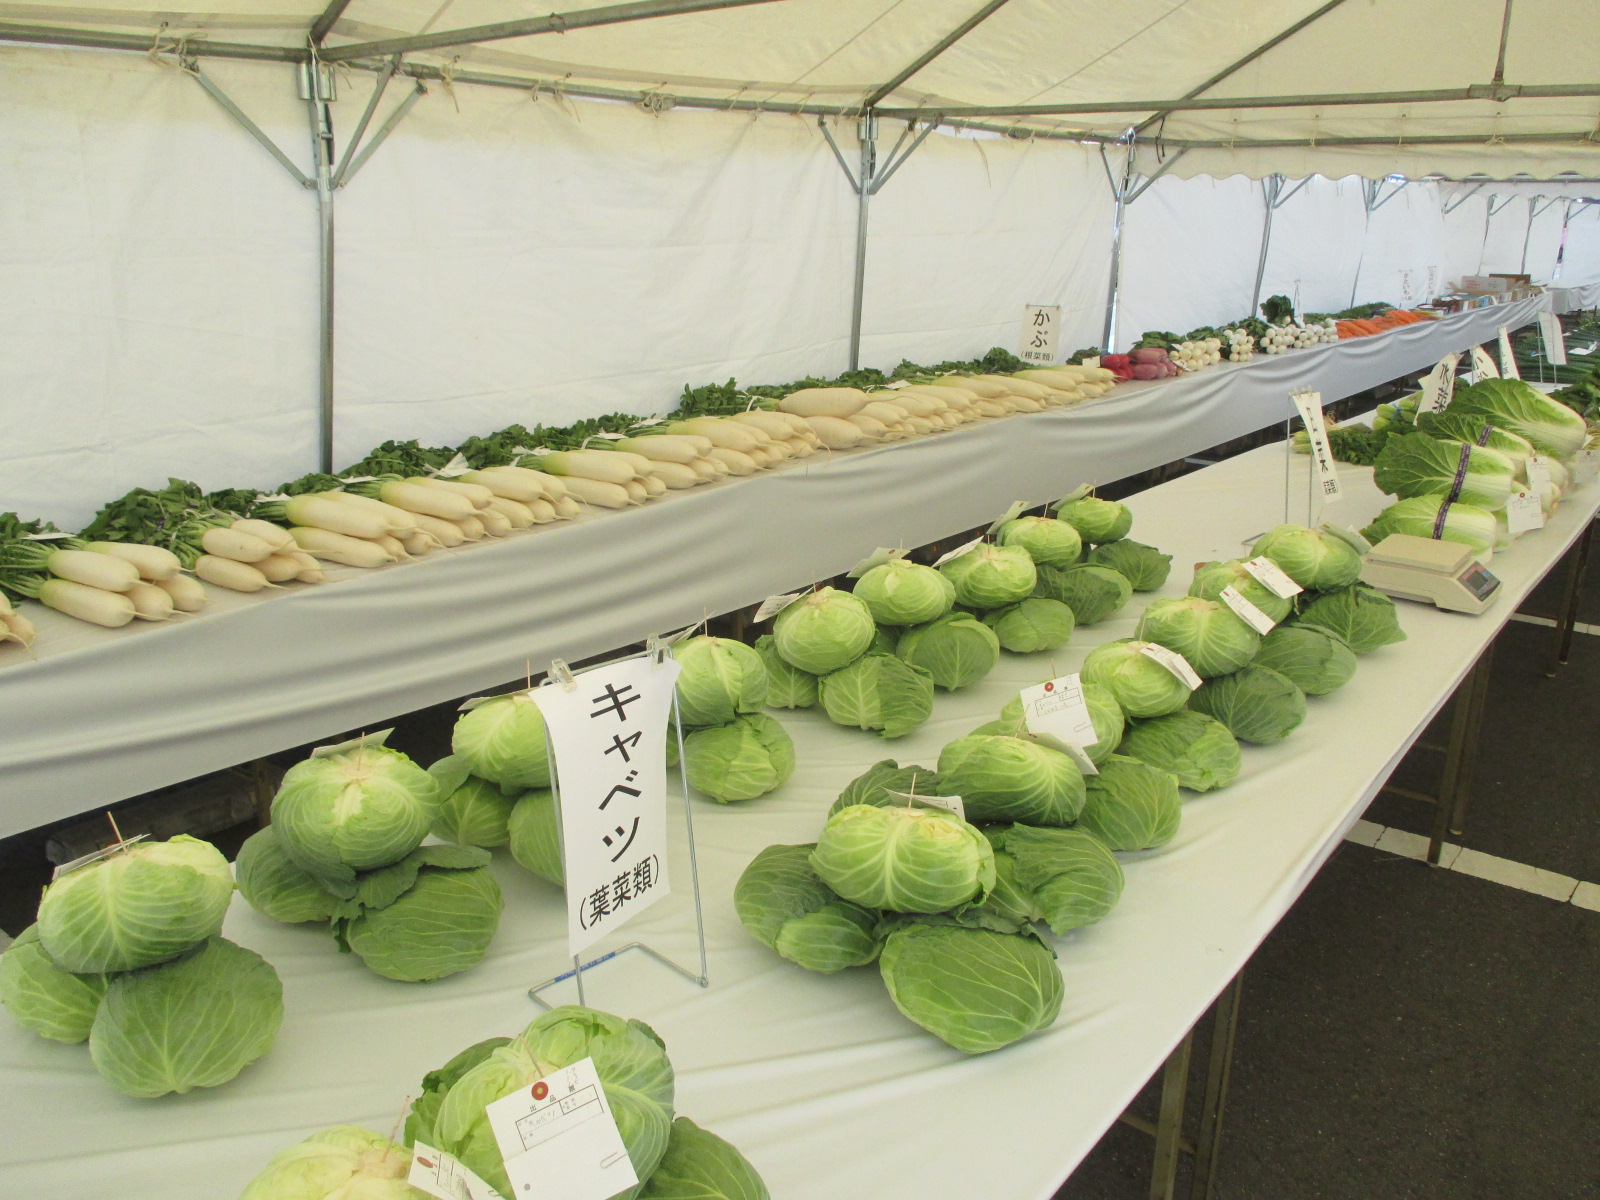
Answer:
[374, 534, 411, 559]
[529, 450, 639, 486]
[778, 388, 869, 419]
[125, 581, 175, 620]
[689, 459, 720, 481]
[455, 515, 487, 541]
[558, 477, 632, 509]
[400, 530, 436, 556]
[745, 446, 779, 467]
[553, 496, 584, 519]
[594, 449, 659, 477]
[764, 440, 794, 460]
[526, 499, 558, 523]
[2, 609, 37, 647]
[290, 527, 396, 568]
[297, 565, 327, 583]
[614, 436, 703, 465]
[639, 474, 668, 497]
[195, 556, 272, 592]
[976, 376, 1051, 400]
[805, 416, 864, 449]
[645, 461, 699, 489]
[411, 476, 494, 509]
[975, 399, 1010, 417]
[726, 411, 798, 440]
[1044, 388, 1083, 405]
[904, 384, 979, 406]
[458, 469, 544, 503]
[369, 479, 477, 521]
[937, 375, 1008, 398]
[848, 414, 890, 440]
[486, 496, 536, 528]
[476, 508, 512, 537]
[623, 480, 650, 503]
[904, 416, 936, 434]
[155, 574, 207, 612]
[255, 554, 304, 583]
[83, 541, 181, 581]
[36, 579, 136, 627]
[856, 400, 910, 424]
[707, 447, 758, 474]
[46, 549, 139, 592]
[936, 411, 962, 429]
[665, 418, 768, 452]
[784, 438, 816, 458]
[1011, 396, 1047, 413]
[199, 526, 276, 564]
[290, 493, 413, 537]
[230, 519, 296, 552]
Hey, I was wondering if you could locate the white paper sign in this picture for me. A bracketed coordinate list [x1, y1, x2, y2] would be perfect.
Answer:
[1241, 556, 1303, 599]
[1019, 304, 1061, 365]
[310, 728, 393, 758]
[884, 790, 966, 819]
[753, 592, 803, 622]
[1526, 453, 1553, 496]
[1538, 312, 1568, 367]
[485, 1058, 639, 1200]
[409, 1143, 506, 1200]
[987, 501, 1029, 534]
[1505, 488, 1544, 534]
[1470, 345, 1500, 379]
[538, 657, 678, 956]
[847, 547, 904, 578]
[1220, 586, 1277, 634]
[932, 537, 984, 568]
[1082, 356, 1101, 368]
[1416, 353, 1459, 415]
[1575, 447, 1600, 484]
[1497, 326, 1520, 379]
[1019, 675, 1100, 774]
[1290, 390, 1342, 505]
[1139, 643, 1203, 691]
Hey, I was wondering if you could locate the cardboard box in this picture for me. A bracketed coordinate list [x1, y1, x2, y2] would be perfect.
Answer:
[1458, 275, 1505, 292]
[1489, 273, 1532, 289]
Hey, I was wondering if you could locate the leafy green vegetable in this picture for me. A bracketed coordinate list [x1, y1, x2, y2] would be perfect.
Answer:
[639, 1118, 771, 1200]
[683, 714, 796, 802]
[1253, 626, 1357, 695]
[427, 755, 517, 848]
[810, 804, 994, 913]
[673, 636, 769, 726]
[1086, 539, 1172, 591]
[1362, 495, 1498, 558]
[1373, 433, 1515, 509]
[994, 823, 1123, 934]
[0, 925, 108, 1043]
[451, 692, 552, 790]
[938, 544, 1038, 608]
[828, 759, 944, 816]
[818, 652, 935, 738]
[1292, 584, 1407, 653]
[1189, 665, 1307, 744]
[1077, 755, 1181, 851]
[994, 516, 1083, 568]
[332, 846, 504, 982]
[1188, 560, 1294, 623]
[1448, 378, 1589, 459]
[851, 559, 956, 626]
[1135, 597, 1261, 678]
[895, 612, 1000, 690]
[1032, 563, 1132, 624]
[1253, 524, 1363, 591]
[89, 937, 283, 1098]
[240, 1126, 423, 1200]
[37, 835, 234, 974]
[1053, 496, 1132, 544]
[1081, 639, 1194, 718]
[735, 844, 882, 972]
[1413, 411, 1537, 475]
[506, 789, 563, 886]
[773, 588, 876, 674]
[406, 1038, 511, 1150]
[1117, 711, 1241, 792]
[982, 597, 1075, 653]
[937, 734, 1085, 825]
[235, 826, 339, 924]
[753, 634, 819, 709]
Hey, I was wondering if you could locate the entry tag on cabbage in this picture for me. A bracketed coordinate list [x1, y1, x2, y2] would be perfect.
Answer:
[885, 789, 966, 819]
[1525, 453, 1553, 496]
[409, 1142, 506, 1200]
[1139, 644, 1203, 690]
[484, 1057, 638, 1200]
[1320, 524, 1372, 555]
[1019, 675, 1100, 774]
[1497, 326, 1520, 379]
[987, 501, 1029, 534]
[309, 728, 394, 758]
[847, 547, 905, 578]
[932, 537, 983, 568]
[1019, 303, 1061, 365]
[1505, 488, 1544, 534]
[1575, 447, 1600, 484]
[754, 592, 803, 622]
[1241, 556, 1302, 599]
[1290, 390, 1342, 503]
[1538, 312, 1568, 366]
[52, 833, 149, 881]
[1219, 586, 1277, 634]
[1470, 345, 1500, 379]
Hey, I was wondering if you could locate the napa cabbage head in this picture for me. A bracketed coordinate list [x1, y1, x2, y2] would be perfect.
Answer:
[1081, 639, 1195, 718]
[818, 652, 935, 738]
[1189, 664, 1307, 744]
[683, 714, 796, 802]
[1448, 378, 1589, 459]
[1189, 560, 1294, 624]
[735, 844, 882, 972]
[851, 559, 956, 626]
[938, 544, 1038, 608]
[1253, 625, 1357, 695]
[994, 516, 1083, 567]
[937, 734, 1085, 825]
[810, 804, 994, 912]
[1053, 495, 1132, 544]
[1373, 433, 1515, 510]
[452, 692, 551, 790]
[272, 745, 440, 897]
[772, 587, 876, 674]
[1117, 711, 1241, 792]
[0, 925, 109, 1044]
[1253, 524, 1363, 591]
[1086, 539, 1173, 591]
[1362, 495, 1497, 559]
[639, 1118, 771, 1200]
[235, 826, 339, 925]
[434, 1006, 674, 1199]
[1032, 563, 1132, 624]
[1413, 411, 1536, 476]
[673, 636, 769, 726]
[981, 597, 1074, 653]
[895, 612, 1000, 690]
[1135, 596, 1261, 678]
[239, 1126, 424, 1200]
[36, 834, 234, 973]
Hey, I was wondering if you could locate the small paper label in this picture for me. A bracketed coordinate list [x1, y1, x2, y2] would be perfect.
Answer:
[884, 790, 966, 819]
[1538, 312, 1568, 367]
[409, 1142, 506, 1200]
[1026, 729, 1099, 775]
[1320, 524, 1373, 554]
[485, 1058, 638, 1200]
[1082, 356, 1101, 369]
[932, 538, 984, 568]
[1220, 586, 1278, 634]
[987, 501, 1029, 534]
[52, 833, 150, 881]
[1242, 556, 1303, 599]
[430, 452, 473, 478]
[309, 728, 394, 758]
[628, 418, 665, 429]
[1019, 304, 1061, 365]
[588, 431, 628, 442]
[754, 592, 804, 622]
[847, 547, 905, 578]
[1575, 447, 1600, 483]
[1290, 390, 1342, 505]
[882, 379, 913, 389]
[651, 623, 700, 648]
[1019, 675, 1101, 774]
[1497, 326, 1520, 379]
[1139, 643, 1202, 691]
[1470, 345, 1500, 379]
[1525, 453, 1552, 496]
[1505, 489, 1544, 534]
[1058, 483, 1094, 505]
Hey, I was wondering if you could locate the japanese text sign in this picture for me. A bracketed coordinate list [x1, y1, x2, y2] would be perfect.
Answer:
[1019, 304, 1061, 365]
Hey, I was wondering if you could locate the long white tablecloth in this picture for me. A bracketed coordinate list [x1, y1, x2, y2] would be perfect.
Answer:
[0, 294, 1550, 837]
[3, 419, 1593, 1200]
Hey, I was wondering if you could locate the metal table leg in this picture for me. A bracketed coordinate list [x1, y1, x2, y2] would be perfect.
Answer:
[1148, 1029, 1194, 1200]
[1190, 973, 1245, 1200]
[1546, 519, 1593, 676]
[1427, 646, 1494, 863]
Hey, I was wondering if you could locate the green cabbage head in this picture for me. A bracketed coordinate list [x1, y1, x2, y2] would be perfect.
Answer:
[428, 755, 517, 848]
[993, 683, 1123, 764]
[684, 714, 796, 803]
[852, 558, 956, 626]
[406, 1037, 511, 1150]
[938, 544, 1038, 608]
[937, 734, 1085, 825]
[818, 652, 935, 738]
[451, 692, 551, 789]
[1086, 539, 1172, 591]
[1253, 524, 1363, 591]
[994, 516, 1083, 567]
[332, 846, 504, 982]
[673, 636, 769, 726]
[772, 587, 876, 674]
[239, 1126, 423, 1200]
[89, 936, 283, 1098]
[735, 844, 882, 972]
[434, 1006, 675, 1198]
[1188, 559, 1294, 623]
[982, 597, 1074, 652]
[273, 744, 440, 896]
[1077, 756, 1181, 851]
[1292, 584, 1407, 653]
[1253, 626, 1357, 694]
[895, 612, 1000, 689]
[0, 924, 109, 1043]
[1117, 711, 1241, 792]
[992, 823, 1124, 934]
[1053, 495, 1132, 543]
[507, 789, 563, 887]
[36, 834, 233, 973]
[810, 804, 994, 912]
[754, 634, 818, 709]
[1135, 596, 1261, 678]
[828, 759, 944, 816]
[1189, 665, 1307, 744]
[1032, 563, 1132, 624]
[235, 826, 339, 925]
[1081, 639, 1194, 718]
[639, 1117, 770, 1200]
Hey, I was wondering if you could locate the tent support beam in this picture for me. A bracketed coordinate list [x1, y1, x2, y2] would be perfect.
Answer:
[1124, 149, 1188, 204]
[1491, 0, 1515, 85]
[1100, 144, 1136, 352]
[332, 57, 399, 186]
[1250, 176, 1283, 315]
[0, 22, 309, 61]
[310, 0, 354, 44]
[1367, 178, 1409, 212]
[1134, 0, 1353, 134]
[302, 62, 338, 473]
[339, 82, 428, 187]
[185, 64, 313, 188]
[1442, 182, 1488, 214]
[1152, 129, 1600, 151]
[862, 0, 1014, 109]
[319, 0, 783, 63]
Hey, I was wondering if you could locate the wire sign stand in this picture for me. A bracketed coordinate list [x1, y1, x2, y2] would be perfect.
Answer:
[526, 634, 709, 1010]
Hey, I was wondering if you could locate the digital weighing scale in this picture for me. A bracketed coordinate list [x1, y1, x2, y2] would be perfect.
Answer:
[1360, 534, 1501, 614]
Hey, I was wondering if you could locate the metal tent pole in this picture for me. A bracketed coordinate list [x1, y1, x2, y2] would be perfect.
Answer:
[1099, 144, 1134, 352]
[848, 114, 878, 372]
[1250, 175, 1284, 315]
[302, 62, 337, 473]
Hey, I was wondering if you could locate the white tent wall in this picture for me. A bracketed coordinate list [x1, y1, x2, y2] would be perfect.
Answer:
[1256, 177, 1365, 315]
[1350, 181, 1450, 310]
[333, 91, 856, 461]
[1556, 204, 1600, 285]
[0, 49, 319, 529]
[1441, 194, 1493, 279]
[858, 129, 1113, 366]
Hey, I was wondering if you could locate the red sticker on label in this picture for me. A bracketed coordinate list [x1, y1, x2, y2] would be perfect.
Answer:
[532, 1082, 549, 1101]
[1043, 681, 1055, 692]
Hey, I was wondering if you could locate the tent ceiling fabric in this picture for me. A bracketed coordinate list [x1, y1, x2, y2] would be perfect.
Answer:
[1, 0, 1597, 178]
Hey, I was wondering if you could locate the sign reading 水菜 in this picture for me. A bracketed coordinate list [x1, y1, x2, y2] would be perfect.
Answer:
[1290, 390, 1342, 506]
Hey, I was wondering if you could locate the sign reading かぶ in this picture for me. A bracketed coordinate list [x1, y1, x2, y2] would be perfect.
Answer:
[537, 656, 681, 957]
[1019, 304, 1061, 365]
